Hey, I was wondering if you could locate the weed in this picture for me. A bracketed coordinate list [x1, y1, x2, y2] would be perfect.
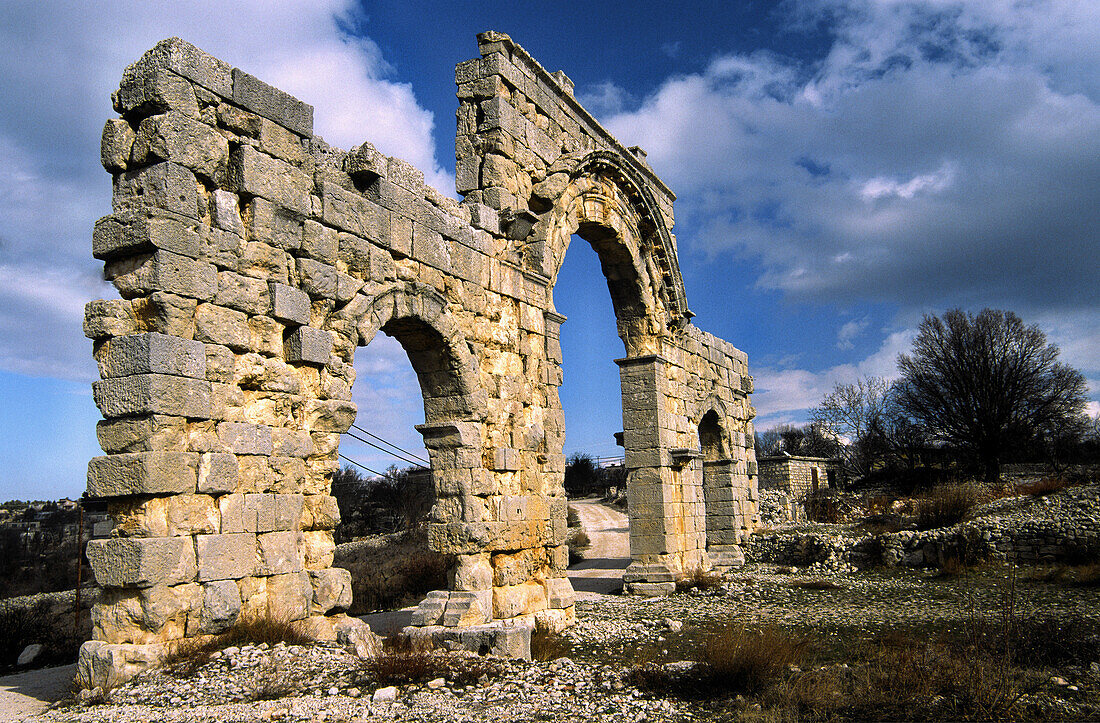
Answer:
[915, 483, 985, 530]
[163, 610, 313, 677]
[531, 627, 572, 662]
[566, 505, 581, 528]
[676, 568, 723, 592]
[1016, 476, 1077, 497]
[359, 636, 510, 688]
[567, 528, 591, 565]
[0, 599, 84, 671]
[804, 492, 841, 523]
[627, 622, 808, 698]
[248, 658, 303, 701]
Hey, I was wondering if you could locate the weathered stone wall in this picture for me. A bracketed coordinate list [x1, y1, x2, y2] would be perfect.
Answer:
[81, 31, 756, 664]
[758, 456, 829, 500]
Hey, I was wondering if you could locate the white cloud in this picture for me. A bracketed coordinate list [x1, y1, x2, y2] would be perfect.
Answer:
[753, 328, 916, 427]
[603, 0, 1100, 319]
[577, 81, 634, 117]
[859, 162, 956, 201]
[836, 316, 870, 349]
[0, 0, 452, 381]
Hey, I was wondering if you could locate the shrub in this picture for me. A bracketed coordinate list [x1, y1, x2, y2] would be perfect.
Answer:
[1016, 475, 1076, 497]
[804, 491, 841, 523]
[675, 568, 723, 592]
[915, 483, 985, 530]
[627, 623, 807, 698]
[359, 637, 511, 688]
[163, 609, 313, 676]
[0, 599, 84, 672]
[566, 528, 590, 565]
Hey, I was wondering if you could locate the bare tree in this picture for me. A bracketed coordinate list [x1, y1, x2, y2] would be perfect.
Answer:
[810, 377, 893, 475]
[896, 308, 1087, 483]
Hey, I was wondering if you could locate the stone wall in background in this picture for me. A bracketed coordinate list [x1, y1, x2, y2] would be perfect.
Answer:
[758, 455, 831, 500]
[80, 32, 756, 677]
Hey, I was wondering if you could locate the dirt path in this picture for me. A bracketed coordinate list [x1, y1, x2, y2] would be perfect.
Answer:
[567, 499, 630, 600]
[0, 663, 74, 721]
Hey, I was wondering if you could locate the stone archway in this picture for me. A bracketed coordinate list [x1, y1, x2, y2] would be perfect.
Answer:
[80, 33, 756, 685]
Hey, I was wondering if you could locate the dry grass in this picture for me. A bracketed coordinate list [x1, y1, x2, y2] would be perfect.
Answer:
[915, 483, 986, 530]
[628, 623, 808, 697]
[567, 528, 591, 565]
[531, 627, 572, 662]
[1023, 561, 1100, 587]
[676, 567, 724, 592]
[804, 492, 841, 523]
[1016, 476, 1076, 497]
[358, 635, 511, 688]
[163, 610, 313, 677]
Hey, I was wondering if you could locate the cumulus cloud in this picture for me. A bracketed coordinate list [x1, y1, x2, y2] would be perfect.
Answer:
[0, 0, 451, 381]
[753, 328, 916, 428]
[603, 0, 1100, 319]
[836, 316, 870, 349]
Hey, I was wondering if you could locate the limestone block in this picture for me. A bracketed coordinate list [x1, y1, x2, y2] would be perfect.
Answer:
[101, 118, 136, 172]
[493, 447, 519, 472]
[411, 224, 450, 273]
[189, 579, 241, 635]
[285, 327, 333, 365]
[295, 258, 338, 299]
[194, 303, 250, 351]
[108, 497, 168, 538]
[131, 111, 228, 182]
[231, 68, 313, 137]
[269, 282, 310, 325]
[301, 220, 338, 263]
[259, 117, 307, 166]
[321, 181, 389, 242]
[309, 567, 352, 614]
[242, 493, 277, 532]
[121, 38, 232, 101]
[76, 640, 169, 692]
[452, 553, 492, 591]
[138, 582, 200, 635]
[443, 591, 490, 627]
[84, 299, 139, 340]
[87, 452, 198, 497]
[629, 581, 677, 597]
[204, 345, 235, 382]
[492, 580, 548, 619]
[109, 250, 216, 302]
[196, 453, 237, 495]
[257, 530, 303, 575]
[216, 422, 273, 455]
[94, 374, 211, 420]
[265, 571, 311, 622]
[96, 415, 188, 454]
[543, 577, 576, 609]
[195, 533, 256, 581]
[211, 189, 245, 235]
[491, 548, 544, 587]
[271, 428, 314, 458]
[302, 398, 355, 433]
[102, 332, 205, 379]
[270, 456, 307, 492]
[301, 495, 340, 530]
[215, 271, 270, 314]
[113, 162, 199, 220]
[87, 537, 197, 588]
[228, 145, 311, 216]
[301, 529, 335, 569]
[275, 494, 305, 530]
[166, 494, 219, 536]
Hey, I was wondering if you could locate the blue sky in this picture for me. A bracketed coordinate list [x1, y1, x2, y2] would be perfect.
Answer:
[0, 0, 1097, 500]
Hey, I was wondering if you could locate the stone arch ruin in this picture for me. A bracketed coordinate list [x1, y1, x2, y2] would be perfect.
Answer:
[79, 32, 758, 681]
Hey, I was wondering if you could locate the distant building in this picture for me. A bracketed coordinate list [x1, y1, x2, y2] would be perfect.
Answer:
[757, 453, 839, 500]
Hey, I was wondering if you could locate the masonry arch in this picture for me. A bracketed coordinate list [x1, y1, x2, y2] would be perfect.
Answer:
[328, 284, 488, 563]
[528, 151, 693, 356]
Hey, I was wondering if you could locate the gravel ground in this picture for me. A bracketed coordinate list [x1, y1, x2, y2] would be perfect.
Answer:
[27, 561, 1099, 723]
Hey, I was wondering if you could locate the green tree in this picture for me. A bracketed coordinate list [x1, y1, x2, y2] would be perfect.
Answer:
[896, 308, 1087, 483]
